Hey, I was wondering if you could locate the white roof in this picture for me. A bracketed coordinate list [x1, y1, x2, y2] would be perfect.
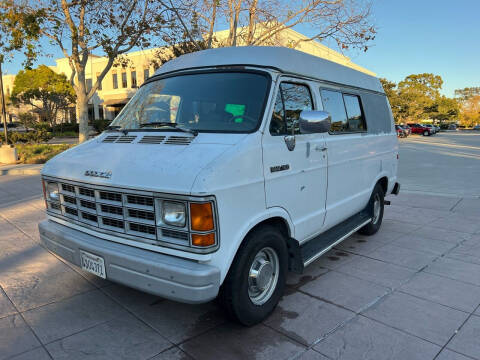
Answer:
[155, 46, 384, 94]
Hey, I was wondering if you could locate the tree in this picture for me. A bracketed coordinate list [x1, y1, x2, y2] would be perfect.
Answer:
[396, 73, 443, 123]
[456, 87, 480, 127]
[380, 78, 402, 123]
[10, 65, 76, 126]
[5, 0, 171, 143]
[164, 0, 376, 51]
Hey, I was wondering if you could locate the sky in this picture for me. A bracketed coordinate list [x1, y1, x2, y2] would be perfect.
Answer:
[3, 0, 479, 98]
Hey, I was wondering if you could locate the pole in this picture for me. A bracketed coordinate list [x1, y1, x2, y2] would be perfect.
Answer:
[0, 60, 8, 145]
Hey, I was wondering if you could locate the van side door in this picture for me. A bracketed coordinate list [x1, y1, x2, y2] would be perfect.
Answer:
[320, 88, 374, 229]
[262, 79, 328, 242]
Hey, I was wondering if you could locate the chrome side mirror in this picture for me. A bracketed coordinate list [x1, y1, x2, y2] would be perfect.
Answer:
[284, 135, 295, 151]
[299, 110, 331, 134]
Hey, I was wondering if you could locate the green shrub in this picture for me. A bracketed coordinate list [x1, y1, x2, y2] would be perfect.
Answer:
[92, 119, 111, 133]
[15, 144, 74, 164]
[52, 122, 79, 133]
[18, 112, 37, 128]
[51, 131, 78, 137]
[1, 129, 53, 144]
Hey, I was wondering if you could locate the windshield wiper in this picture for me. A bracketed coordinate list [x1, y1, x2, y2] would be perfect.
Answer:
[139, 122, 198, 136]
[106, 125, 122, 131]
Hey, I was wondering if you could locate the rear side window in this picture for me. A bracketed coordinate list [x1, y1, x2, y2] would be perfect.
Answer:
[270, 82, 313, 135]
[320, 89, 366, 133]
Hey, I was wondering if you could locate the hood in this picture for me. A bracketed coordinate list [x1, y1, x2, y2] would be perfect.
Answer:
[42, 132, 248, 194]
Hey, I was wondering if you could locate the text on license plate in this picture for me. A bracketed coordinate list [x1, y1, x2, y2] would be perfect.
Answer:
[80, 251, 106, 279]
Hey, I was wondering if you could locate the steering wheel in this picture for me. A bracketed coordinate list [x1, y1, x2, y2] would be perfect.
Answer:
[227, 114, 258, 126]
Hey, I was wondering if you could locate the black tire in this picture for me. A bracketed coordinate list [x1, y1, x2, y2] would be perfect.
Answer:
[358, 183, 385, 235]
[219, 225, 288, 326]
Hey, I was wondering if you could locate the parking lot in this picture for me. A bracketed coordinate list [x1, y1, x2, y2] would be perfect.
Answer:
[1, 132, 480, 360]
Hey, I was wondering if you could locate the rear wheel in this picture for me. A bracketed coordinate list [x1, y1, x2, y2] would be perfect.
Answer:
[423, 130, 429, 136]
[219, 225, 288, 326]
[358, 183, 385, 235]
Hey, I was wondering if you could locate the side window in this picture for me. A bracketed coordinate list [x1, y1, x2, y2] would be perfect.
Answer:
[269, 82, 313, 136]
[321, 90, 347, 132]
[343, 94, 366, 131]
[321, 89, 367, 133]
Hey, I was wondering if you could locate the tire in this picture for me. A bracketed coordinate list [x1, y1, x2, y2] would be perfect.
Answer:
[423, 130, 429, 136]
[358, 183, 385, 235]
[219, 225, 288, 326]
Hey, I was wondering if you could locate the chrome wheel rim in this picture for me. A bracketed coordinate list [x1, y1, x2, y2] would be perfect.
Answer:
[248, 247, 279, 305]
[372, 193, 381, 224]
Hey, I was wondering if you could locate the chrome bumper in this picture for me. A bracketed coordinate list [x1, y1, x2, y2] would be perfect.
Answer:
[38, 220, 220, 304]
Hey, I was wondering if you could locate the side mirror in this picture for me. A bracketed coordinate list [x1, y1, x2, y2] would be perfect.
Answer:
[299, 110, 331, 134]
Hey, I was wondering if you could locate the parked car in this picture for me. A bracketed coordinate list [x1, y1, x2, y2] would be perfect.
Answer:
[401, 125, 412, 136]
[473, 125, 480, 131]
[423, 124, 436, 134]
[408, 123, 433, 136]
[38, 47, 400, 326]
[435, 125, 440, 132]
[395, 125, 407, 138]
[448, 124, 458, 130]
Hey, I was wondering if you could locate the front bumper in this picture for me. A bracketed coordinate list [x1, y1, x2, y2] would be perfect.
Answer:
[39, 220, 220, 304]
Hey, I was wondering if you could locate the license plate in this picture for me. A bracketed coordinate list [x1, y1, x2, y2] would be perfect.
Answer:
[80, 251, 106, 279]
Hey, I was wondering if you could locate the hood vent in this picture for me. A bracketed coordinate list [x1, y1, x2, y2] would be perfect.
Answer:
[102, 135, 119, 143]
[164, 136, 194, 145]
[115, 135, 137, 143]
[139, 135, 166, 144]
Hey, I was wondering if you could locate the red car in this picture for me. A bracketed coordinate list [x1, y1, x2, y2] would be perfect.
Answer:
[407, 123, 433, 136]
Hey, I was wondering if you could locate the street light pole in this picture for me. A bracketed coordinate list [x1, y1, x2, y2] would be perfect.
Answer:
[0, 59, 9, 144]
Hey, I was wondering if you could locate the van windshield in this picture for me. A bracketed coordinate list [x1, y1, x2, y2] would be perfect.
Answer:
[109, 71, 270, 133]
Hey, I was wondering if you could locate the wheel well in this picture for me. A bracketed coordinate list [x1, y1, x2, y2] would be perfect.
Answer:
[246, 217, 291, 240]
[378, 176, 388, 195]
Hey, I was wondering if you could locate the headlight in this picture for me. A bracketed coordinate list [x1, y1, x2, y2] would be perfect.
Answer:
[46, 182, 60, 201]
[162, 201, 186, 227]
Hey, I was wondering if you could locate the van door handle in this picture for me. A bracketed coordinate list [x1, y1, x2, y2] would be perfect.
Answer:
[315, 146, 328, 152]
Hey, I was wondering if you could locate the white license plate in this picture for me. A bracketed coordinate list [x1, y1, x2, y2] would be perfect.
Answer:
[80, 251, 106, 279]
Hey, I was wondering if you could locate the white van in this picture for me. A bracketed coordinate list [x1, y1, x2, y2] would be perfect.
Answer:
[39, 47, 399, 325]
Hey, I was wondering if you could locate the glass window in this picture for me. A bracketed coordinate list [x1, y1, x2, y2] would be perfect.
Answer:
[121, 72, 127, 88]
[269, 82, 313, 135]
[96, 73, 102, 90]
[109, 71, 270, 133]
[321, 89, 347, 132]
[131, 71, 137, 88]
[343, 94, 366, 131]
[98, 106, 104, 120]
[86, 78, 92, 92]
[144, 68, 149, 82]
[112, 73, 118, 89]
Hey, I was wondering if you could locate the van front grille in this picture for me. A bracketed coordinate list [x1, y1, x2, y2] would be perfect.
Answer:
[62, 184, 75, 193]
[99, 191, 122, 202]
[127, 195, 154, 207]
[102, 217, 124, 229]
[79, 187, 95, 198]
[129, 222, 156, 235]
[101, 204, 123, 216]
[80, 199, 96, 210]
[128, 208, 155, 221]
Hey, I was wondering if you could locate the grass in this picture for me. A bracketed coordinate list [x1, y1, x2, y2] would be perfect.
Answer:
[15, 144, 75, 164]
[51, 131, 79, 138]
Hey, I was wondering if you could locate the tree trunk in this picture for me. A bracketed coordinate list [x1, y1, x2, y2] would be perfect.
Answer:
[76, 67, 89, 143]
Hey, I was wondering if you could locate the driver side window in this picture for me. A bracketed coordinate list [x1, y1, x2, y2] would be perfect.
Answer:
[269, 82, 313, 136]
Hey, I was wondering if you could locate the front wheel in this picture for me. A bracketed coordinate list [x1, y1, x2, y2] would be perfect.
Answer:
[358, 183, 385, 235]
[423, 130, 429, 136]
[219, 225, 288, 326]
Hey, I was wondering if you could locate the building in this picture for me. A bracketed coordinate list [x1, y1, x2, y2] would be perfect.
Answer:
[2, 28, 374, 123]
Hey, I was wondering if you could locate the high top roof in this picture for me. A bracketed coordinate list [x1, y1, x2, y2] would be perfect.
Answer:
[154, 46, 384, 94]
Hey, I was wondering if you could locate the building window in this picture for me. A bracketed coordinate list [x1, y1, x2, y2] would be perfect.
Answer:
[112, 73, 118, 89]
[121, 72, 127, 88]
[143, 68, 149, 82]
[269, 82, 313, 136]
[96, 73, 102, 91]
[86, 78, 92, 93]
[98, 106, 104, 120]
[88, 104, 95, 121]
[131, 71, 137, 88]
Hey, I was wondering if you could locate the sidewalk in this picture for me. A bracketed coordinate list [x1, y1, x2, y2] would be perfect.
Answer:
[0, 163, 43, 176]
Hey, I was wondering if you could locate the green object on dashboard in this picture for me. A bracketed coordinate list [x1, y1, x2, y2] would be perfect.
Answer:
[225, 104, 246, 123]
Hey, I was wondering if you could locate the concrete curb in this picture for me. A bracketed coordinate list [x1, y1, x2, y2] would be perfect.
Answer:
[0, 165, 43, 176]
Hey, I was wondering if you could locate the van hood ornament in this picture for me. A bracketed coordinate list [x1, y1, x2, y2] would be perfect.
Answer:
[84, 170, 112, 179]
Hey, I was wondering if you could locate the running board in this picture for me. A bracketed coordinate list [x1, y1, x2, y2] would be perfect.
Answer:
[287, 211, 371, 273]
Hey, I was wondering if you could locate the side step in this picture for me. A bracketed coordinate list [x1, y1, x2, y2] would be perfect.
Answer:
[288, 211, 371, 273]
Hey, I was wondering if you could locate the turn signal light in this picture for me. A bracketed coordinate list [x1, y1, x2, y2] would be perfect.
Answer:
[192, 233, 215, 247]
[190, 202, 214, 231]
[41, 179, 47, 209]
